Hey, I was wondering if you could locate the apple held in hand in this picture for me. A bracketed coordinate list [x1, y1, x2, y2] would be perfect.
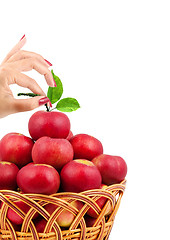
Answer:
[0, 162, 19, 190]
[70, 134, 103, 160]
[32, 137, 74, 171]
[92, 154, 127, 185]
[17, 163, 60, 195]
[0, 133, 34, 168]
[60, 159, 102, 193]
[28, 111, 70, 140]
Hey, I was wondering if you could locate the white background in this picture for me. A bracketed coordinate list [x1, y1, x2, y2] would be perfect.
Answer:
[0, 1, 170, 239]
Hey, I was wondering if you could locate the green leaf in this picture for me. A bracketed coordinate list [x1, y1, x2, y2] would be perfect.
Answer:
[47, 70, 63, 104]
[56, 98, 80, 112]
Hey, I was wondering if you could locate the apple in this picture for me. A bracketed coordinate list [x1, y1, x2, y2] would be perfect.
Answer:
[84, 215, 97, 227]
[45, 200, 83, 228]
[12, 223, 21, 231]
[69, 134, 103, 160]
[7, 200, 39, 225]
[100, 184, 112, 216]
[60, 159, 102, 193]
[0, 141, 2, 160]
[66, 131, 73, 141]
[0, 133, 34, 168]
[28, 111, 70, 140]
[17, 163, 60, 195]
[92, 154, 127, 185]
[86, 184, 112, 218]
[32, 137, 73, 171]
[34, 217, 49, 233]
[0, 161, 19, 190]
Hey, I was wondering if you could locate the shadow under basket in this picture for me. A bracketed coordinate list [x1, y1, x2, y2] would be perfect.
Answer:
[0, 180, 126, 240]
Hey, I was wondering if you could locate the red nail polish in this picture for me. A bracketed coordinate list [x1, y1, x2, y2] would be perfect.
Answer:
[49, 101, 52, 108]
[39, 97, 50, 106]
[44, 59, 52, 66]
[53, 78, 57, 87]
[20, 34, 25, 41]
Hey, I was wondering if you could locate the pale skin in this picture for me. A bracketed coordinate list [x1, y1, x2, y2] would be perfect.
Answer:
[0, 35, 55, 118]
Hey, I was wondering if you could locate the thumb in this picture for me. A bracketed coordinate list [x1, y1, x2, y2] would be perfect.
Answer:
[11, 96, 50, 113]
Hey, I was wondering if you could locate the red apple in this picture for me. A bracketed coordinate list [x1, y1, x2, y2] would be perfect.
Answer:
[92, 154, 127, 185]
[0, 141, 2, 160]
[85, 215, 97, 227]
[17, 163, 60, 195]
[100, 184, 112, 216]
[86, 184, 112, 218]
[0, 133, 34, 168]
[32, 137, 73, 171]
[69, 134, 103, 160]
[28, 111, 70, 140]
[60, 159, 102, 193]
[34, 217, 49, 233]
[7, 200, 39, 225]
[12, 223, 21, 231]
[66, 131, 73, 141]
[45, 200, 83, 228]
[0, 162, 19, 190]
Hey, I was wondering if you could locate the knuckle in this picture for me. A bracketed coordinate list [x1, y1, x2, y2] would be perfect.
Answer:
[30, 57, 37, 66]
[0, 65, 8, 73]
[37, 53, 43, 59]
[27, 77, 38, 89]
[19, 50, 26, 58]
[0, 65, 10, 78]
[26, 57, 35, 69]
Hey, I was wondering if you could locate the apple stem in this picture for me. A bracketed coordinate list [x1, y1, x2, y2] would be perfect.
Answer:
[45, 104, 50, 112]
[49, 107, 56, 112]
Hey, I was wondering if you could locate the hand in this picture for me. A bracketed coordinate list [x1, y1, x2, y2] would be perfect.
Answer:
[0, 35, 55, 118]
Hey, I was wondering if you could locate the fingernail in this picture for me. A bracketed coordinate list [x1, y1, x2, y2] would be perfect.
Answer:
[44, 59, 52, 66]
[49, 101, 52, 108]
[39, 97, 50, 106]
[53, 78, 57, 87]
[20, 34, 26, 41]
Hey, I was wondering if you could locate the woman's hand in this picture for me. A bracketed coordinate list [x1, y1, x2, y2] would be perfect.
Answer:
[0, 35, 55, 118]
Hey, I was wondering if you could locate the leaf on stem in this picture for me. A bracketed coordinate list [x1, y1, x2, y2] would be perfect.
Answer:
[47, 70, 63, 104]
[56, 98, 80, 112]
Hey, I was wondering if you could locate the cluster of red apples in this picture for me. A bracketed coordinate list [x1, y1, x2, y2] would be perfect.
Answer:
[0, 110, 127, 231]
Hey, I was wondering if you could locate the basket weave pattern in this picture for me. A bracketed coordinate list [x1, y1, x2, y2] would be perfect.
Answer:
[0, 180, 126, 240]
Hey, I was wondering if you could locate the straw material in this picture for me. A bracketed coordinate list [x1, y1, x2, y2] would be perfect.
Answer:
[0, 180, 126, 240]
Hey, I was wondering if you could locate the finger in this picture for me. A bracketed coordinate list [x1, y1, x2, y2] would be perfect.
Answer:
[11, 96, 50, 113]
[6, 50, 52, 68]
[7, 58, 55, 87]
[1, 35, 26, 65]
[11, 72, 46, 96]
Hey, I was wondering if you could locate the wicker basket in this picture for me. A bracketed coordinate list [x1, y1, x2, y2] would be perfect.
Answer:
[0, 180, 126, 240]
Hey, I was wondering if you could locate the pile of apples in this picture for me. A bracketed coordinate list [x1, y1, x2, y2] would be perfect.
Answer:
[0, 110, 127, 231]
